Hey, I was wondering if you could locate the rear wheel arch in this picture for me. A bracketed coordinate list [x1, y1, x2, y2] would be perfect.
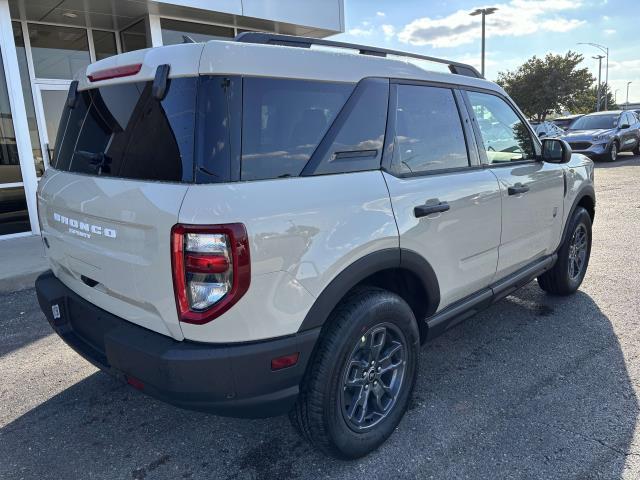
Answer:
[297, 249, 440, 343]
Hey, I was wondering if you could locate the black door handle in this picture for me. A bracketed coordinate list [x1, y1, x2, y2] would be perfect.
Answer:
[414, 201, 450, 218]
[508, 183, 530, 195]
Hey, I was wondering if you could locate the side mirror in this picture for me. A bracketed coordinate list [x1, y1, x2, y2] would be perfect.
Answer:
[620, 123, 630, 129]
[542, 138, 572, 163]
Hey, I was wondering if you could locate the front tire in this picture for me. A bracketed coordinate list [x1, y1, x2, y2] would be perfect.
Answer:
[538, 207, 592, 295]
[290, 288, 419, 459]
[603, 141, 618, 162]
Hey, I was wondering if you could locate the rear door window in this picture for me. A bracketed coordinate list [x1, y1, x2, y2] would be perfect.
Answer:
[391, 84, 469, 175]
[241, 78, 353, 181]
[53, 77, 197, 182]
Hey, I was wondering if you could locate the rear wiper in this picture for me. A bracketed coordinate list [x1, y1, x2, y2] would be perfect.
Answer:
[76, 151, 112, 175]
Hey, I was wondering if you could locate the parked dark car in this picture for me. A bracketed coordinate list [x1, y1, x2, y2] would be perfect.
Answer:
[552, 114, 584, 130]
[561, 110, 640, 161]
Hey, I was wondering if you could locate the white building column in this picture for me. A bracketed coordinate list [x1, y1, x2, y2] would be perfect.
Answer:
[147, 14, 163, 47]
[0, 0, 39, 234]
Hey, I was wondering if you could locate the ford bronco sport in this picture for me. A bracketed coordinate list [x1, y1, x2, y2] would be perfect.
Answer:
[35, 33, 595, 459]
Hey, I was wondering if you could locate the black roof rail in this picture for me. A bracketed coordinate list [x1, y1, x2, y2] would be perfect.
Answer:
[235, 32, 483, 79]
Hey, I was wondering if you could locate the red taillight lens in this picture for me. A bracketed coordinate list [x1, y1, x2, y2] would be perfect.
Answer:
[184, 254, 230, 274]
[171, 224, 250, 325]
[87, 63, 142, 82]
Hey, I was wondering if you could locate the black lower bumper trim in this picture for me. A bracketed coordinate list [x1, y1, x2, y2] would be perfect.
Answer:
[35, 271, 319, 418]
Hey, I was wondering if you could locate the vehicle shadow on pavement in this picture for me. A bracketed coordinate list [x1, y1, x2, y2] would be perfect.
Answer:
[593, 153, 640, 169]
[0, 289, 53, 358]
[0, 283, 637, 480]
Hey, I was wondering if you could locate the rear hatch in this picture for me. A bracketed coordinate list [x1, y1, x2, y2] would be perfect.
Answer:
[37, 45, 203, 340]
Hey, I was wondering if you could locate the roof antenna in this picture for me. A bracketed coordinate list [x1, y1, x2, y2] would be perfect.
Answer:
[182, 35, 195, 44]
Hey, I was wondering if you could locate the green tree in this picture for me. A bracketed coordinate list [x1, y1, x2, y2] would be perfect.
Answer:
[568, 84, 618, 114]
[496, 51, 595, 121]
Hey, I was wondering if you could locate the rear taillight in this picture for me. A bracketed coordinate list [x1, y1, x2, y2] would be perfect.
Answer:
[171, 224, 250, 324]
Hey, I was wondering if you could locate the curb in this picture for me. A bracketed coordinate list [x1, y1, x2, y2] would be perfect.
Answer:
[0, 271, 46, 294]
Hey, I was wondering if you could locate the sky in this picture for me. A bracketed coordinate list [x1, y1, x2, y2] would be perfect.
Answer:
[333, 0, 640, 104]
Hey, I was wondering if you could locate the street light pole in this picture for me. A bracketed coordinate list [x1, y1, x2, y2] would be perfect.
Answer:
[578, 42, 609, 109]
[626, 81, 632, 109]
[593, 55, 604, 111]
[470, 7, 498, 77]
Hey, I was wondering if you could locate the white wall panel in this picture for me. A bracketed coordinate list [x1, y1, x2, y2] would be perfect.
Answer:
[154, 0, 242, 16]
[242, 0, 342, 31]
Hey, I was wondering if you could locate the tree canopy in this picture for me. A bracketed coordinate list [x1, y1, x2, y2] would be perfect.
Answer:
[568, 84, 618, 114]
[496, 51, 595, 121]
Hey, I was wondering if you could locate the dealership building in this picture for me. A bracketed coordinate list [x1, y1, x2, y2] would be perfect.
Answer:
[0, 0, 344, 238]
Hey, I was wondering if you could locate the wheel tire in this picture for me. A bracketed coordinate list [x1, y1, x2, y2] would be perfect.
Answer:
[633, 140, 640, 155]
[604, 141, 619, 162]
[538, 207, 592, 295]
[290, 287, 419, 459]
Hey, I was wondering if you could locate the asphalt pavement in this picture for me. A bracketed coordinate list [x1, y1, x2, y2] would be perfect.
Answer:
[1, 154, 639, 480]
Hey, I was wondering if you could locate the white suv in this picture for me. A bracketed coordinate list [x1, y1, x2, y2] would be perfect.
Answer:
[35, 33, 596, 459]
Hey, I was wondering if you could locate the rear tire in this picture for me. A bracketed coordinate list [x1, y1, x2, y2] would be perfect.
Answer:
[538, 207, 592, 295]
[290, 287, 419, 459]
[633, 140, 640, 155]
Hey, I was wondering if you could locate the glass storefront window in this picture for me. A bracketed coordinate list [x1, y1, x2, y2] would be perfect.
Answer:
[160, 19, 235, 45]
[28, 23, 91, 79]
[0, 187, 30, 235]
[120, 20, 149, 53]
[12, 22, 44, 176]
[0, 48, 21, 185]
[93, 30, 118, 61]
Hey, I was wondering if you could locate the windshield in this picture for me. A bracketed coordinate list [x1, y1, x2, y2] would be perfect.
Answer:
[569, 114, 618, 131]
[53, 78, 197, 182]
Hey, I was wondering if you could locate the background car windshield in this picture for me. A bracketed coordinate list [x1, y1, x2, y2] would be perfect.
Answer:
[570, 115, 618, 130]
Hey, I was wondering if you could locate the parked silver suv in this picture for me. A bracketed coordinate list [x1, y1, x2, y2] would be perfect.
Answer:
[35, 33, 596, 459]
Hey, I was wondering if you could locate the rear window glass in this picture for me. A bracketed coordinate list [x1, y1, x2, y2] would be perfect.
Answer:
[53, 78, 197, 182]
[241, 78, 353, 181]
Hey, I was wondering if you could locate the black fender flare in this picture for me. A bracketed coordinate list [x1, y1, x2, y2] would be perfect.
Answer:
[297, 248, 440, 332]
[559, 185, 595, 248]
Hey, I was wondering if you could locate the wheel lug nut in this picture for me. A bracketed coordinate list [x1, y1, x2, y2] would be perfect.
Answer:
[377, 367, 381, 372]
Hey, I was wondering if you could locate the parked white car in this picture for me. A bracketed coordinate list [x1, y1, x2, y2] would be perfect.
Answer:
[35, 33, 596, 459]
[533, 120, 565, 139]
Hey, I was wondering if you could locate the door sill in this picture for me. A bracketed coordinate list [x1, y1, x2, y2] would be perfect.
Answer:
[425, 254, 557, 340]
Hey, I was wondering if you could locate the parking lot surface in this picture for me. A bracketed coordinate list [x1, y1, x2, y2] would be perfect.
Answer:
[1, 155, 640, 480]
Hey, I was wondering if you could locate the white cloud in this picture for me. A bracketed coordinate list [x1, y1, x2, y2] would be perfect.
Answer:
[382, 24, 396, 39]
[348, 26, 374, 37]
[603, 28, 616, 35]
[376, 11, 386, 17]
[397, 0, 585, 48]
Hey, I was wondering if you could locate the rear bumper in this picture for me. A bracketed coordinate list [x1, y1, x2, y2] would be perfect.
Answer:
[35, 271, 319, 418]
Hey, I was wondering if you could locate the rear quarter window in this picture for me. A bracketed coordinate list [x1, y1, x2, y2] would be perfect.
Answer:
[240, 78, 353, 181]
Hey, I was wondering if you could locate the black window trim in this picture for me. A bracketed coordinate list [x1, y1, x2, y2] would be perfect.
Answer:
[459, 86, 542, 169]
[381, 78, 480, 179]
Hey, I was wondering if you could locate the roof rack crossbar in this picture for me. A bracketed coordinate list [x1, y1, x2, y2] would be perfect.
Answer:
[234, 32, 483, 79]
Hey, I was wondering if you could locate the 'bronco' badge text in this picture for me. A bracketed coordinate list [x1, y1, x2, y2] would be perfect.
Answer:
[53, 212, 117, 239]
